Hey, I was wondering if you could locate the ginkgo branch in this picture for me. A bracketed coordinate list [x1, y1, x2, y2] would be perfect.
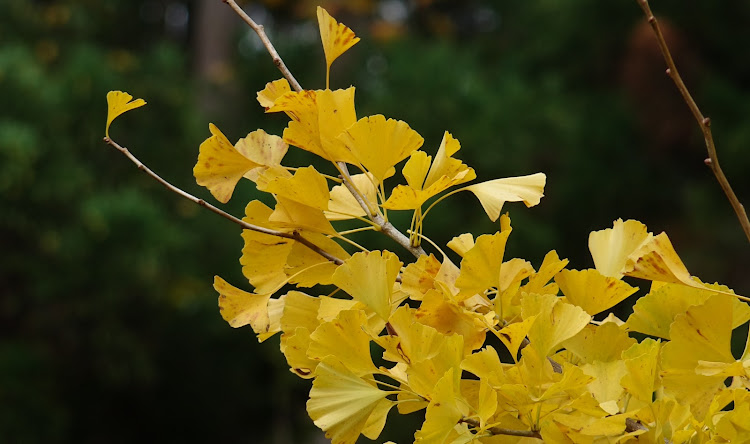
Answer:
[636, 0, 750, 243]
[460, 418, 542, 439]
[103, 136, 344, 265]
[338, 163, 426, 257]
[224, 0, 427, 258]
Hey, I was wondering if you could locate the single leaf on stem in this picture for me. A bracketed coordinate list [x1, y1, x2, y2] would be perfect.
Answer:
[105, 90, 146, 137]
[317, 6, 360, 88]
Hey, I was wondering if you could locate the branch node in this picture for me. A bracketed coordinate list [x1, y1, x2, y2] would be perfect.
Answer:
[704, 158, 712, 166]
[637, 0, 750, 242]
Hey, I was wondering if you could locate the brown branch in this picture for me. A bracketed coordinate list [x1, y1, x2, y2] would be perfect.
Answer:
[222, 0, 302, 92]
[223, 0, 426, 258]
[636, 0, 750, 243]
[338, 164, 426, 258]
[461, 418, 542, 439]
[625, 417, 648, 433]
[103, 137, 344, 266]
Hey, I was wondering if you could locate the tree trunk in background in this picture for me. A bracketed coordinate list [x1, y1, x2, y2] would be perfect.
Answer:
[194, 0, 237, 116]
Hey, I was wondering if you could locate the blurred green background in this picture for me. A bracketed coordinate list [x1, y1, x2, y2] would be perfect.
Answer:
[1, 0, 748, 442]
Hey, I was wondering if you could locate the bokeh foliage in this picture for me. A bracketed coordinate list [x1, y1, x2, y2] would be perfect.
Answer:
[1, 0, 748, 442]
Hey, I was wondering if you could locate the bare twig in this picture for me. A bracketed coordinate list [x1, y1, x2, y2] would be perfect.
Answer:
[636, 0, 750, 243]
[104, 137, 344, 265]
[460, 418, 542, 439]
[223, 0, 426, 258]
[222, 0, 302, 92]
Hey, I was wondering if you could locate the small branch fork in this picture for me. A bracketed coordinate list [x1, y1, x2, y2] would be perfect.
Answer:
[637, 0, 750, 243]
[222, 0, 426, 258]
[103, 137, 343, 265]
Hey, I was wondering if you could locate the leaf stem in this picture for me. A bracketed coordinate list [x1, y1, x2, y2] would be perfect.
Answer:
[284, 166, 342, 183]
[103, 137, 343, 265]
[636, 0, 750, 243]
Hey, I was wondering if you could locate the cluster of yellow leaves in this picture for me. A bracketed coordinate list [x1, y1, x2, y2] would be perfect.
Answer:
[104, 6, 750, 444]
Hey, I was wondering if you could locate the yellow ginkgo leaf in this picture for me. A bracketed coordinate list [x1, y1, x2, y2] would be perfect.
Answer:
[259, 296, 285, 342]
[285, 232, 350, 288]
[317, 6, 360, 87]
[316, 298, 356, 323]
[257, 78, 291, 110]
[307, 356, 392, 444]
[325, 173, 378, 221]
[414, 368, 468, 443]
[194, 123, 261, 203]
[462, 173, 546, 222]
[496, 316, 537, 360]
[415, 289, 487, 353]
[454, 230, 511, 300]
[424, 132, 475, 190]
[269, 88, 358, 163]
[215, 276, 272, 332]
[360, 398, 395, 440]
[662, 294, 736, 370]
[563, 322, 636, 364]
[269, 196, 336, 235]
[241, 235, 293, 294]
[556, 268, 638, 316]
[589, 219, 651, 278]
[240, 200, 294, 293]
[338, 114, 424, 183]
[400, 254, 441, 301]
[624, 232, 697, 287]
[280, 291, 322, 335]
[377, 307, 464, 398]
[460, 346, 505, 387]
[581, 360, 628, 414]
[308, 309, 378, 377]
[402, 150, 431, 190]
[282, 327, 318, 378]
[446, 233, 474, 258]
[620, 339, 661, 403]
[235, 129, 288, 182]
[331, 251, 402, 320]
[661, 295, 738, 420]
[523, 293, 591, 357]
[258, 165, 330, 211]
[498, 258, 534, 292]
[523, 250, 568, 295]
[105, 90, 146, 138]
[382, 132, 476, 211]
[626, 281, 750, 339]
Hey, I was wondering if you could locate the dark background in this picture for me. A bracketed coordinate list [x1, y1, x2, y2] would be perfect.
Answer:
[1, 0, 748, 442]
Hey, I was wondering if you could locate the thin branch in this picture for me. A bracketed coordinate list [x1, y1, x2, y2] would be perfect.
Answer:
[103, 137, 343, 265]
[222, 0, 302, 92]
[460, 418, 542, 439]
[338, 164, 426, 258]
[636, 0, 750, 243]
[223, 0, 427, 258]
